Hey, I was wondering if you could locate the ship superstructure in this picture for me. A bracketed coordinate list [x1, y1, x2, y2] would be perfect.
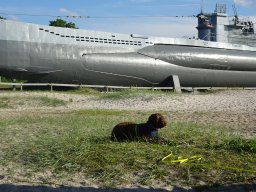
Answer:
[197, 4, 256, 47]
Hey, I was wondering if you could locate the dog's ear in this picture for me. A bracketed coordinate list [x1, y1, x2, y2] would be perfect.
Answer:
[159, 115, 167, 128]
[148, 113, 167, 128]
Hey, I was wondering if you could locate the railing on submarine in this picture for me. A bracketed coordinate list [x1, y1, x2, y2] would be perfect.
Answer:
[0, 82, 256, 92]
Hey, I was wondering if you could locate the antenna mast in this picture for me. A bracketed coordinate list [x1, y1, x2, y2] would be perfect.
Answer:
[200, 0, 204, 13]
[232, 3, 239, 25]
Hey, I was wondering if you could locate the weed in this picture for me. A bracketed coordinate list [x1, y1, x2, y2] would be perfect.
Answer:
[227, 137, 256, 153]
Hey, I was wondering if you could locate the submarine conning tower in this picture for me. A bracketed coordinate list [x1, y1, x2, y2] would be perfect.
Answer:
[196, 13, 213, 41]
[197, 3, 256, 47]
[197, 4, 229, 43]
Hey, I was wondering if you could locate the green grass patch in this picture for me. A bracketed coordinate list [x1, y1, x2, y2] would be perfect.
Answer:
[66, 87, 174, 97]
[35, 96, 66, 107]
[98, 89, 175, 100]
[75, 109, 126, 116]
[1, 110, 256, 187]
[0, 96, 66, 108]
[0, 97, 10, 108]
[66, 87, 102, 96]
[227, 137, 256, 153]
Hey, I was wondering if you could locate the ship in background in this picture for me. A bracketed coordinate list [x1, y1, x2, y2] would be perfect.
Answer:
[0, 3, 255, 87]
[197, 4, 256, 47]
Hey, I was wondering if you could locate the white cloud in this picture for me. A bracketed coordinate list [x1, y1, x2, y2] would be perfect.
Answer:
[59, 8, 79, 17]
[234, 0, 256, 7]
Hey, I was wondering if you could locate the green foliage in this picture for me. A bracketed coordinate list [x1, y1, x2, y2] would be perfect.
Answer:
[227, 137, 256, 153]
[1, 77, 13, 82]
[0, 76, 25, 84]
[49, 18, 78, 29]
[0, 16, 6, 20]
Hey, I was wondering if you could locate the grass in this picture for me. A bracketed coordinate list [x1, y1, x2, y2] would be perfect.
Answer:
[0, 97, 10, 108]
[0, 96, 66, 108]
[35, 96, 66, 107]
[1, 109, 255, 188]
[66, 87, 102, 96]
[103, 89, 179, 99]
[227, 137, 256, 153]
[65, 87, 178, 100]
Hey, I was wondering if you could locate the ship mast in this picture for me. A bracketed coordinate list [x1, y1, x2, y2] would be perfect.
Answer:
[200, 0, 204, 13]
[232, 3, 239, 25]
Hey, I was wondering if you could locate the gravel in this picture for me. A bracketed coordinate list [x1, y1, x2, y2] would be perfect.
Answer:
[0, 89, 255, 138]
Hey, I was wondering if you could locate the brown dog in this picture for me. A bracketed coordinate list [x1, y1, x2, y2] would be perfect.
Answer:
[111, 113, 167, 141]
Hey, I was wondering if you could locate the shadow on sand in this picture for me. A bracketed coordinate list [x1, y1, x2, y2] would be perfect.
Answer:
[194, 183, 256, 192]
[0, 183, 255, 192]
[0, 184, 188, 192]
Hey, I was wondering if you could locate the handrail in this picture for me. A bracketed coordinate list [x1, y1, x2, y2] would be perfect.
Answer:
[0, 82, 255, 91]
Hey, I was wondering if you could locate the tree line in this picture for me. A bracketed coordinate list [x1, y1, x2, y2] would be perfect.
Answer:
[49, 18, 78, 29]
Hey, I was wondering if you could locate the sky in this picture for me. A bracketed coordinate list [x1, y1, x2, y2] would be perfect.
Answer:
[0, 0, 256, 38]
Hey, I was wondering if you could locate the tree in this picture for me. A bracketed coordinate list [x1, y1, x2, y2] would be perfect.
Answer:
[49, 18, 78, 29]
[0, 16, 6, 20]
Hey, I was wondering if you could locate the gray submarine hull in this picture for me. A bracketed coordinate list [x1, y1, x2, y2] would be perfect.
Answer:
[0, 19, 256, 87]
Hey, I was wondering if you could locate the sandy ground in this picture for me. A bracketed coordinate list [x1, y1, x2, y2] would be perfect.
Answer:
[0, 89, 255, 138]
[0, 89, 256, 192]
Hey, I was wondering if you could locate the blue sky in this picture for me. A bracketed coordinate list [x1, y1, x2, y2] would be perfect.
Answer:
[0, 0, 256, 38]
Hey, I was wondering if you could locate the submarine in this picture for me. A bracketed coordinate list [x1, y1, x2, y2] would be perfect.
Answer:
[0, 3, 255, 87]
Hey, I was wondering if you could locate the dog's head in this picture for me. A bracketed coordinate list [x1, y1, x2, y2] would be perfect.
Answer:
[147, 113, 167, 129]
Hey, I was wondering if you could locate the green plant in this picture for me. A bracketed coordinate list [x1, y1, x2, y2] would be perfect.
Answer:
[227, 137, 256, 153]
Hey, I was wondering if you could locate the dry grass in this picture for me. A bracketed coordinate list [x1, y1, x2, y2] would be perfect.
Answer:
[1, 109, 255, 189]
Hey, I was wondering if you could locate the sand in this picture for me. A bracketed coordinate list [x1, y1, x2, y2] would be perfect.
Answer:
[0, 89, 255, 138]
